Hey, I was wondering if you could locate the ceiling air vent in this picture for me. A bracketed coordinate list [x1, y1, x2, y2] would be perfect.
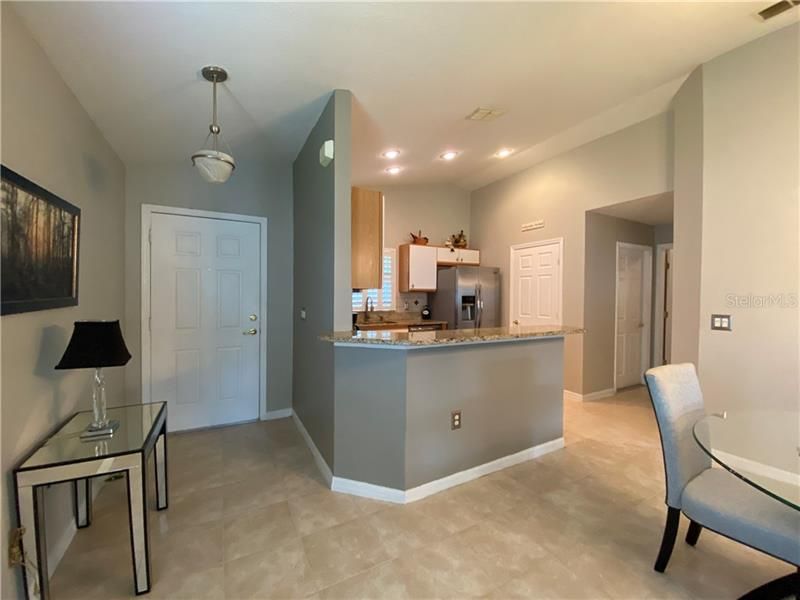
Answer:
[465, 107, 506, 122]
[758, 0, 798, 20]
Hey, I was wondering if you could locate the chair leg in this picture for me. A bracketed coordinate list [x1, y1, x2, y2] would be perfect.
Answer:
[738, 571, 799, 600]
[654, 507, 680, 573]
[685, 520, 702, 546]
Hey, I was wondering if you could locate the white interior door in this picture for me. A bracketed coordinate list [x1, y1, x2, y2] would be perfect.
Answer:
[150, 213, 261, 431]
[616, 243, 652, 388]
[510, 240, 562, 326]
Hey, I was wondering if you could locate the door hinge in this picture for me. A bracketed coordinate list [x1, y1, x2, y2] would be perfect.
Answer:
[148, 315, 152, 331]
[148, 228, 152, 245]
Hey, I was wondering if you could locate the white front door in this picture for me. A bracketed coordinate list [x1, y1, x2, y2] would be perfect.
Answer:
[510, 240, 562, 326]
[149, 213, 261, 431]
[615, 243, 652, 388]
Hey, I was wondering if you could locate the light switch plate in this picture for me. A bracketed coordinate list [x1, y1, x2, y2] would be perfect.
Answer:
[711, 314, 731, 331]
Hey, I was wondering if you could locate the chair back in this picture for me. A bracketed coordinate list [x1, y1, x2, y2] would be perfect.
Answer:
[645, 363, 710, 508]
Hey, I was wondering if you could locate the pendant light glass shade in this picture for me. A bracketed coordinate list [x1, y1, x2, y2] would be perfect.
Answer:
[192, 66, 235, 184]
[192, 150, 235, 183]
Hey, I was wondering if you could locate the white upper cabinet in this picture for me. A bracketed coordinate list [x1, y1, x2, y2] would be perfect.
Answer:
[399, 244, 438, 292]
[436, 247, 480, 265]
[458, 249, 480, 265]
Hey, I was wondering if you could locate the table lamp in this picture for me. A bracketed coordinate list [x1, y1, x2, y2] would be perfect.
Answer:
[55, 320, 131, 439]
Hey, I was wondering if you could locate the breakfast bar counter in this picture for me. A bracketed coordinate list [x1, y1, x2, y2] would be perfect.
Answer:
[323, 325, 583, 348]
[320, 326, 583, 502]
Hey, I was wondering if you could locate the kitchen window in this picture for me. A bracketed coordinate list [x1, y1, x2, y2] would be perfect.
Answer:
[352, 248, 395, 311]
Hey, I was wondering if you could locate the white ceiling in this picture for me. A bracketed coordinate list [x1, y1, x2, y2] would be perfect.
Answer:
[12, 2, 797, 190]
[593, 192, 674, 226]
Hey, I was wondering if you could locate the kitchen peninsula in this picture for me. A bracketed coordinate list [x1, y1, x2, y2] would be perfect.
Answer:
[320, 325, 582, 503]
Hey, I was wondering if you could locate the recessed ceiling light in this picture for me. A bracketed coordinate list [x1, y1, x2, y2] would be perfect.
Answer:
[381, 149, 401, 159]
[385, 166, 402, 175]
[440, 151, 459, 161]
[494, 148, 514, 158]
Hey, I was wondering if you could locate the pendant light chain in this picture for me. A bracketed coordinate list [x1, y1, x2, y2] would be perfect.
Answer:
[191, 65, 235, 183]
[211, 76, 219, 152]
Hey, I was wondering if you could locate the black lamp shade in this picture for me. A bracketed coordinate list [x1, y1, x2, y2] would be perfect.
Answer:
[55, 321, 131, 370]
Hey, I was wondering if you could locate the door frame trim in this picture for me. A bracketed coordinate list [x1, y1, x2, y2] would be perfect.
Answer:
[140, 204, 269, 421]
[653, 243, 673, 367]
[613, 241, 653, 392]
[508, 237, 564, 327]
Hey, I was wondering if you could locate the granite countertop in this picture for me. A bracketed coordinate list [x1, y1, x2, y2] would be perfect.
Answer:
[321, 325, 584, 348]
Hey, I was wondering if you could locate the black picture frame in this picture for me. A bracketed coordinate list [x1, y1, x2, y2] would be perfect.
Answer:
[1, 166, 80, 315]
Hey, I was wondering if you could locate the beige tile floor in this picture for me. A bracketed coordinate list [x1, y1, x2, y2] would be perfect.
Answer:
[50, 387, 792, 599]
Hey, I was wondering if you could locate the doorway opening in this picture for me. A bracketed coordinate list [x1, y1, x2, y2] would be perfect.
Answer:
[581, 191, 674, 400]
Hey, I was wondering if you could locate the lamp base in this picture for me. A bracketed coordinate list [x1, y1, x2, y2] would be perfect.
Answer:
[80, 419, 120, 441]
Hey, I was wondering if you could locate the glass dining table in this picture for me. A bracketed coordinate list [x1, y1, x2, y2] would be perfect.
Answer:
[693, 410, 799, 599]
[693, 410, 800, 510]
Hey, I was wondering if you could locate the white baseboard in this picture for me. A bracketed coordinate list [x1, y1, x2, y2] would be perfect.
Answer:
[332, 436, 565, 504]
[714, 450, 800, 487]
[563, 388, 615, 402]
[582, 388, 615, 401]
[263, 408, 293, 420]
[291, 411, 333, 486]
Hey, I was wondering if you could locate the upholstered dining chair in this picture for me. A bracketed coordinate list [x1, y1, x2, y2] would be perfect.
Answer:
[644, 363, 799, 598]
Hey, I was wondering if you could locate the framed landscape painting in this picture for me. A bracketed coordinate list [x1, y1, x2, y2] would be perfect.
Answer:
[1, 166, 80, 315]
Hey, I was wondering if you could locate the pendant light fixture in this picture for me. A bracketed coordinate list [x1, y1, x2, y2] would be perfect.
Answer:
[191, 66, 235, 183]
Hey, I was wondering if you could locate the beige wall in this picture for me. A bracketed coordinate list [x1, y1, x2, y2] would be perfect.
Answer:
[381, 183, 471, 310]
[670, 68, 704, 366]
[698, 24, 799, 427]
[583, 213, 655, 394]
[1, 7, 126, 597]
[470, 114, 672, 394]
[382, 183, 471, 250]
[123, 159, 294, 412]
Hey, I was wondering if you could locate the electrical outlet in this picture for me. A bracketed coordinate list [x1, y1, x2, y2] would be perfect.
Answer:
[451, 410, 462, 430]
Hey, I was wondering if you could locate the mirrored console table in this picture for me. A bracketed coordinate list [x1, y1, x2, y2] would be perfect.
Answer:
[14, 402, 168, 599]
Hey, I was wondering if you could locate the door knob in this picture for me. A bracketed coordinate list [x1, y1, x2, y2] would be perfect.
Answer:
[243, 328, 258, 335]
[249, 314, 258, 321]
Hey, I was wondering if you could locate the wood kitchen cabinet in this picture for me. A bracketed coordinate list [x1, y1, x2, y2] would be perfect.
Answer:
[399, 244, 437, 292]
[351, 187, 383, 290]
[436, 247, 480, 265]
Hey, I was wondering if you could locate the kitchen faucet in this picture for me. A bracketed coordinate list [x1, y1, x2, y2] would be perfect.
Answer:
[363, 297, 374, 322]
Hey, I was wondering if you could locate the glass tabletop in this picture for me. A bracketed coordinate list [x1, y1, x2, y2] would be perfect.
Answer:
[17, 402, 166, 472]
[693, 411, 800, 511]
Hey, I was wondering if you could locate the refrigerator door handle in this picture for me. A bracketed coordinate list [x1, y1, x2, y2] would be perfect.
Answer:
[476, 283, 482, 329]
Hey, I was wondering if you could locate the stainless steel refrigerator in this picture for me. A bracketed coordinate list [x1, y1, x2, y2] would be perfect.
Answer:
[430, 266, 501, 329]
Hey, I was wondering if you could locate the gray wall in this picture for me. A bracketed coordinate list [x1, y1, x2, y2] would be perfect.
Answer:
[334, 348, 407, 487]
[405, 339, 564, 488]
[1, 7, 126, 597]
[670, 69, 704, 366]
[333, 339, 564, 490]
[698, 24, 798, 425]
[654, 224, 673, 245]
[583, 213, 655, 393]
[470, 114, 672, 394]
[123, 159, 294, 413]
[293, 90, 352, 468]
